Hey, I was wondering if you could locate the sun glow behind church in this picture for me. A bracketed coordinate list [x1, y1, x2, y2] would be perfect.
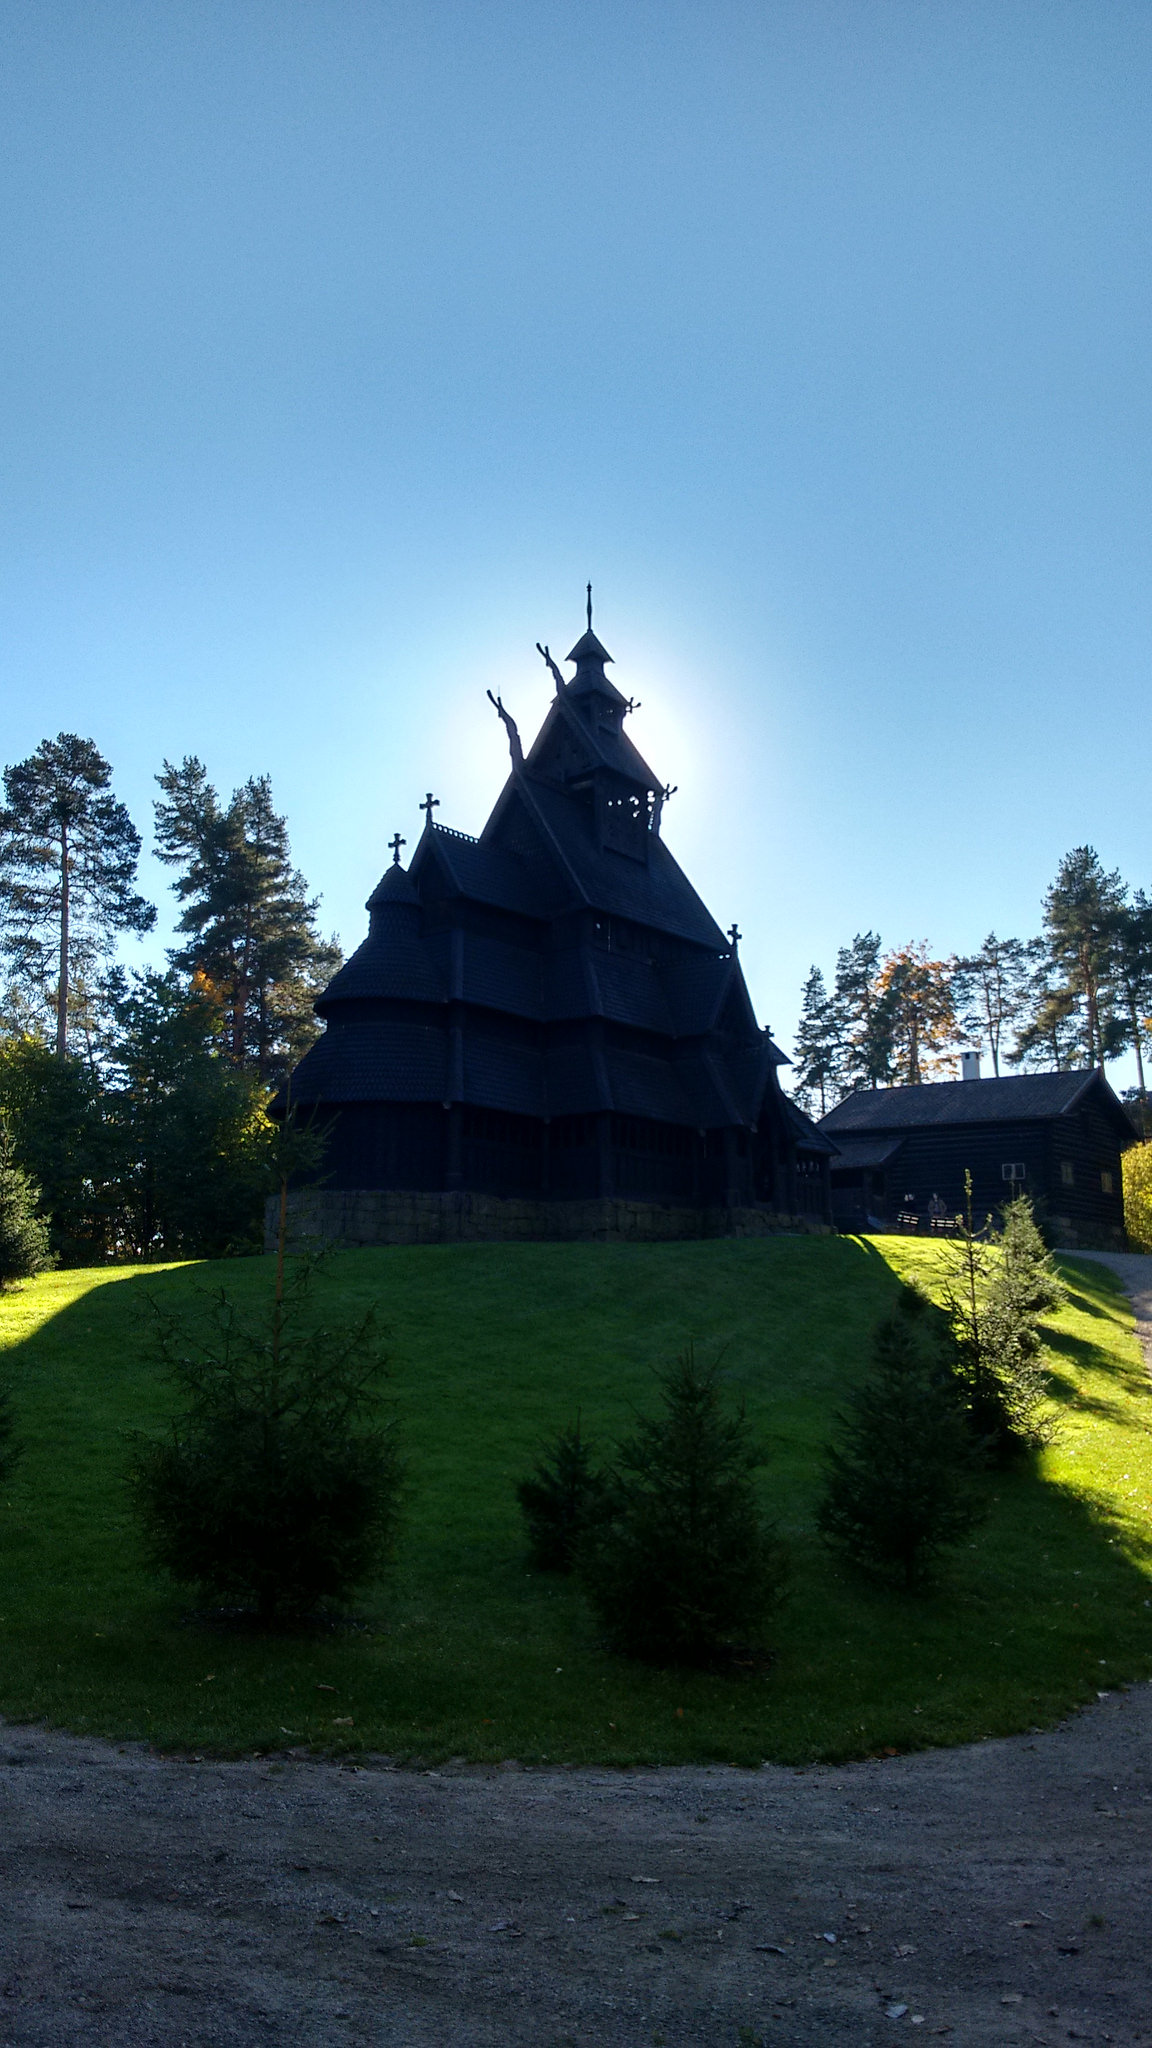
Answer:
[417, 620, 724, 882]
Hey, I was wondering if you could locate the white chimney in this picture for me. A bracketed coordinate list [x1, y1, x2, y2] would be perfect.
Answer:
[960, 1050, 982, 1082]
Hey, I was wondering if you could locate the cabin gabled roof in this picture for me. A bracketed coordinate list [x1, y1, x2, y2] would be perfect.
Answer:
[818, 1070, 1140, 1142]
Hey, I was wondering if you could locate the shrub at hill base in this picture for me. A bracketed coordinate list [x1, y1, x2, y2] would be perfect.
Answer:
[818, 1287, 985, 1591]
[516, 1414, 608, 1572]
[128, 1259, 403, 1623]
[576, 1346, 789, 1667]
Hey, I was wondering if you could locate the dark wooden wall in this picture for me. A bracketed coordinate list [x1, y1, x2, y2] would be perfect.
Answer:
[828, 1107, 1129, 1241]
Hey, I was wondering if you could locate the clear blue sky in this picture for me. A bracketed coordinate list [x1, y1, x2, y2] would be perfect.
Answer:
[2, 2, 1149, 1077]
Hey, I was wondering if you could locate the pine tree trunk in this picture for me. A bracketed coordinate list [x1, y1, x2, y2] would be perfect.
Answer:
[56, 821, 70, 1058]
[1128, 988, 1147, 1102]
[1083, 945, 1101, 1069]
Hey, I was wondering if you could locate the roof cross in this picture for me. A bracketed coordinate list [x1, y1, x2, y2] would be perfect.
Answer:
[420, 792, 440, 827]
[586, 581, 593, 630]
[389, 831, 406, 866]
[728, 924, 741, 949]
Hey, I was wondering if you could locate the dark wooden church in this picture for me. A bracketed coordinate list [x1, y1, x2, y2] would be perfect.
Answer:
[278, 600, 834, 1239]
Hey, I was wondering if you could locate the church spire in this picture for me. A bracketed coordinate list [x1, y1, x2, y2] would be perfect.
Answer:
[565, 588, 626, 707]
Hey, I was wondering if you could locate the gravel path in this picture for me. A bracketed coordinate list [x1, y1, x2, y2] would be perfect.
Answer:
[1072, 1252, 1152, 1379]
[2, 1685, 1150, 2047]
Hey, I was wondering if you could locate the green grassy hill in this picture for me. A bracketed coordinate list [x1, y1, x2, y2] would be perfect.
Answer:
[0, 1236, 1149, 1764]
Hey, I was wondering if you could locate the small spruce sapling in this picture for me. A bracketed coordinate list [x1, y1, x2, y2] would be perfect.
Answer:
[940, 1174, 1060, 1460]
[817, 1287, 984, 1590]
[128, 1259, 403, 1621]
[577, 1346, 788, 1666]
[980, 1193, 1063, 1452]
[0, 1116, 53, 1289]
[128, 1111, 401, 1622]
[516, 1414, 607, 1571]
[939, 1169, 1010, 1454]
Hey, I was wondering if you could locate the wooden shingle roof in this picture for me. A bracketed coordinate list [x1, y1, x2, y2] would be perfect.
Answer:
[818, 1071, 1139, 1139]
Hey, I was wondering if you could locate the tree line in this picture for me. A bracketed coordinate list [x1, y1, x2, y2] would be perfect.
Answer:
[0, 732, 339, 1261]
[791, 847, 1152, 1119]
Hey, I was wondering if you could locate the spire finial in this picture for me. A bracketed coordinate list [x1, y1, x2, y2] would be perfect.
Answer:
[389, 831, 406, 866]
[586, 581, 593, 631]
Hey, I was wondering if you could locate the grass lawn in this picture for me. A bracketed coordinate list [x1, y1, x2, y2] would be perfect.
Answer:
[0, 1235, 1150, 1766]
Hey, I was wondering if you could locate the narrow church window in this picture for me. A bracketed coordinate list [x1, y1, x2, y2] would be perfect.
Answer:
[1060, 1160, 1075, 1187]
[1101, 1169, 1114, 1194]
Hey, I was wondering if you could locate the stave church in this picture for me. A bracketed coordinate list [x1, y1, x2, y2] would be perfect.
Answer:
[275, 597, 834, 1244]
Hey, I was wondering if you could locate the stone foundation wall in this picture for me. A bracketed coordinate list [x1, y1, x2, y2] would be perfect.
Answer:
[1048, 1215, 1130, 1254]
[265, 1188, 831, 1252]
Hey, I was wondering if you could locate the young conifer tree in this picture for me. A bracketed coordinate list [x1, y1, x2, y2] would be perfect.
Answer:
[516, 1414, 607, 1572]
[817, 1287, 984, 1590]
[979, 1193, 1063, 1451]
[128, 1256, 403, 1622]
[0, 1117, 53, 1289]
[940, 1175, 1059, 1460]
[576, 1346, 788, 1665]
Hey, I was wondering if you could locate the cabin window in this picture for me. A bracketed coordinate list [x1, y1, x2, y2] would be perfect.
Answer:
[1001, 1162, 1026, 1182]
[1101, 1169, 1114, 1194]
[1060, 1160, 1075, 1187]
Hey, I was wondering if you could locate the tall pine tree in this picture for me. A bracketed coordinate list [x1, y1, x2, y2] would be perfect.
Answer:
[0, 735, 155, 1056]
[952, 933, 1042, 1076]
[792, 965, 840, 1114]
[833, 931, 891, 1090]
[1042, 847, 1125, 1071]
[154, 759, 340, 1083]
[1010, 964, 1081, 1072]
[1111, 890, 1152, 1116]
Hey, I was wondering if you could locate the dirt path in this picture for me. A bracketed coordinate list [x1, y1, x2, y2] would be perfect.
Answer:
[2, 1683, 1150, 2048]
[1072, 1252, 1152, 1379]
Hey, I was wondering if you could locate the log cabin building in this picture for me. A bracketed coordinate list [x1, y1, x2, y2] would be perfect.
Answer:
[818, 1066, 1138, 1246]
[277, 601, 834, 1242]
